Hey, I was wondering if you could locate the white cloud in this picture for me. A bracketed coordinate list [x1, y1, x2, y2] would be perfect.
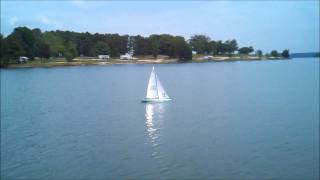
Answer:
[38, 15, 50, 24]
[37, 15, 61, 28]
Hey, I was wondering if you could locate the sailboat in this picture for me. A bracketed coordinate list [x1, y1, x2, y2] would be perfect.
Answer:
[142, 66, 172, 102]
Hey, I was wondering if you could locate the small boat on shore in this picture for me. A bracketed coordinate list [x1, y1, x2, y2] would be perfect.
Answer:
[142, 66, 172, 103]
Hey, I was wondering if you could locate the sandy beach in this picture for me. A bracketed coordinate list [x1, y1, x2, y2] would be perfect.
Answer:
[2, 55, 284, 68]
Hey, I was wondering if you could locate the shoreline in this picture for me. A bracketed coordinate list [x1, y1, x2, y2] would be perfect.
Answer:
[1, 56, 289, 69]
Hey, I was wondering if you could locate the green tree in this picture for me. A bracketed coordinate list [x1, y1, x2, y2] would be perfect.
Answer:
[189, 35, 210, 54]
[42, 32, 65, 57]
[208, 41, 218, 55]
[90, 41, 110, 56]
[134, 35, 152, 55]
[281, 49, 289, 58]
[271, 50, 279, 57]
[77, 32, 95, 56]
[64, 52, 73, 61]
[256, 50, 263, 57]
[2, 27, 279, 65]
[172, 36, 192, 60]
[0, 34, 3, 49]
[238, 46, 254, 54]
[4, 35, 26, 59]
[104, 34, 128, 57]
[151, 42, 159, 58]
[149, 35, 160, 58]
[158, 34, 175, 56]
[0, 34, 9, 66]
[216, 40, 227, 54]
[32, 28, 42, 57]
[5, 27, 36, 59]
[148, 34, 192, 59]
[225, 39, 238, 55]
[65, 41, 77, 61]
[38, 42, 51, 59]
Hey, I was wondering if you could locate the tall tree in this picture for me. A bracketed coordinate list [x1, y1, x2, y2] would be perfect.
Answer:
[149, 35, 160, 58]
[4, 35, 26, 58]
[238, 46, 254, 54]
[90, 41, 110, 56]
[0, 34, 4, 59]
[64, 41, 78, 61]
[158, 34, 175, 56]
[6, 27, 36, 58]
[271, 50, 279, 57]
[189, 35, 210, 54]
[104, 34, 128, 57]
[77, 32, 95, 56]
[32, 28, 42, 57]
[42, 31, 65, 57]
[217, 40, 227, 54]
[0, 34, 9, 66]
[281, 49, 289, 58]
[172, 36, 192, 60]
[208, 40, 218, 55]
[256, 50, 263, 57]
[225, 39, 238, 54]
[38, 42, 51, 59]
[134, 35, 152, 55]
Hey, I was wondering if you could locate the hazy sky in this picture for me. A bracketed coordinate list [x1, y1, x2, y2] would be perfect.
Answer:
[1, 0, 319, 53]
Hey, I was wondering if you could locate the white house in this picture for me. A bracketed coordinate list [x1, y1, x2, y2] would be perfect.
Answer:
[192, 51, 197, 55]
[19, 56, 29, 63]
[203, 55, 213, 60]
[98, 55, 110, 60]
[120, 53, 134, 60]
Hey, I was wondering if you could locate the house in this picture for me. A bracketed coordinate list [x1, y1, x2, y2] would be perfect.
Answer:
[98, 55, 110, 60]
[192, 51, 197, 55]
[19, 56, 29, 63]
[120, 53, 134, 60]
[203, 55, 213, 60]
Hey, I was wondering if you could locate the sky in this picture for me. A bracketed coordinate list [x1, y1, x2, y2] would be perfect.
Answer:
[1, 0, 319, 53]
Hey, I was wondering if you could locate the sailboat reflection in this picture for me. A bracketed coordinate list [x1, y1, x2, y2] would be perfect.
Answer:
[145, 103, 167, 147]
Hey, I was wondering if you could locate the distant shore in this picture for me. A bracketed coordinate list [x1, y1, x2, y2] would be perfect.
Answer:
[2, 55, 288, 68]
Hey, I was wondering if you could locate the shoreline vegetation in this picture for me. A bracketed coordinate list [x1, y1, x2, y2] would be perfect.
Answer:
[0, 26, 294, 68]
[3, 54, 289, 68]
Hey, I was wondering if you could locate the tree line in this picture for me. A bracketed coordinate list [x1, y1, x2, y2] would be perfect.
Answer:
[0, 27, 289, 66]
[0, 27, 192, 65]
[189, 34, 289, 58]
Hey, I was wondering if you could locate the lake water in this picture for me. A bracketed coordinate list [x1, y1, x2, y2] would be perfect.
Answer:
[1, 58, 319, 179]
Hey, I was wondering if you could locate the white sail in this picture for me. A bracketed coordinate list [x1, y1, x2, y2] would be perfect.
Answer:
[155, 75, 169, 99]
[145, 67, 171, 101]
[146, 67, 159, 99]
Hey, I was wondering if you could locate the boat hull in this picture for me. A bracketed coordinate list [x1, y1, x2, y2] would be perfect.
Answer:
[141, 98, 172, 103]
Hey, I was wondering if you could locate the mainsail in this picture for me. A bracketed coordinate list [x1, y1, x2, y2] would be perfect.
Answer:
[146, 67, 170, 100]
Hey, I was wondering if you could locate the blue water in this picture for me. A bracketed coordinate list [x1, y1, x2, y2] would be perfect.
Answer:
[1, 58, 319, 179]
